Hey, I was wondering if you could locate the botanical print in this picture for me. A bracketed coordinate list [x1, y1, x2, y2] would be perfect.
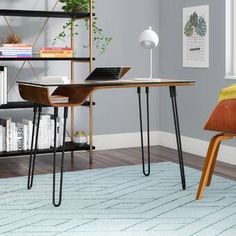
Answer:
[183, 5, 209, 68]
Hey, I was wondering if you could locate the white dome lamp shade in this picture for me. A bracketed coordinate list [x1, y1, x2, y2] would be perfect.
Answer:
[139, 26, 159, 79]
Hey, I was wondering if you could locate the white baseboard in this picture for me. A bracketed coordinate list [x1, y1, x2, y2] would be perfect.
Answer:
[94, 131, 236, 166]
[94, 131, 159, 150]
[159, 131, 236, 166]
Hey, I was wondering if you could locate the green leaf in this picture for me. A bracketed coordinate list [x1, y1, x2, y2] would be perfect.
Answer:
[190, 12, 198, 27]
[195, 16, 207, 36]
[184, 20, 193, 37]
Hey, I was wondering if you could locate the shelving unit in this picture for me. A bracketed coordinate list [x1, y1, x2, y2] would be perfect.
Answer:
[0, 57, 94, 61]
[0, 0, 94, 161]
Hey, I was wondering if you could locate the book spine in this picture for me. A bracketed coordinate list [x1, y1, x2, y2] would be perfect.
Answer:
[59, 118, 64, 146]
[40, 52, 73, 58]
[50, 118, 54, 147]
[0, 71, 3, 105]
[41, 47, 72, 50]
[2, 127, 5, 152]
[19, 124, 28, 151]
[6, 119, 10, 152]
[9, 122, 14, 151]
[0, 126, 2, 152]
[3, 67, 7, 105]
[17, 124, 24, 151]
[28, 122, 32, 150]
[2, 44, 32, 47]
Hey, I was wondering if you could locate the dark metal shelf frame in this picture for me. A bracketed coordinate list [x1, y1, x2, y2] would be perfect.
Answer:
[0, 9, 92, 19]
[0, 142, 95, 158]
[0, 101, 95, 110]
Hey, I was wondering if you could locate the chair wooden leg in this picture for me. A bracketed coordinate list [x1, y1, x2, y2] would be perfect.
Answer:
[206, 134, 235, 187]
[196, 133, 235, 200]
[196, 134, 223, 200]
[206, 141, 221, 187]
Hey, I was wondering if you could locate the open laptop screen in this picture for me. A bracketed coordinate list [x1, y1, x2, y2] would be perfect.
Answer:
[85, 67, 131, 80]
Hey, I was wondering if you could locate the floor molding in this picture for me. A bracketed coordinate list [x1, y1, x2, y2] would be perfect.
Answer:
[94, 131, 236, 166]
[94, 131, 159, 150]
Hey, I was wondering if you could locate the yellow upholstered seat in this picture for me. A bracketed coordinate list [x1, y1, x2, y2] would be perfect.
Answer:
[218, 83, 236, 102]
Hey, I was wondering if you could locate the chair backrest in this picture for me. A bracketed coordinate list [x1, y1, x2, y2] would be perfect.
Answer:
[205, 99, 236, 133]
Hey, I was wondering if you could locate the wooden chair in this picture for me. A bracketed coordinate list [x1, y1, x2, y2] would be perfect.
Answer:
[196, 98, 236, 200]
[18, 84, 93, 207]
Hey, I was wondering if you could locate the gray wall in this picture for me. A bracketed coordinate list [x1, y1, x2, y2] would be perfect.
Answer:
[159, 0, 233, 143]
[0, 0, 160, 135]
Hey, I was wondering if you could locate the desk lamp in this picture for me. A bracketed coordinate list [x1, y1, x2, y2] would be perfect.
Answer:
[139, 26, 159, 79]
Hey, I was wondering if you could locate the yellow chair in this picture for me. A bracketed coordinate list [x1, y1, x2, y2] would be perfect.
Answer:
[196, 84, 236, 200]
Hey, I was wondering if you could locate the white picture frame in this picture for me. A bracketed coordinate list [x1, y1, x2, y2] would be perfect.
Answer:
[183, 5, 209, 68]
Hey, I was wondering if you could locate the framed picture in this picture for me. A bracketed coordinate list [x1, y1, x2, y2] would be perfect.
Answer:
[183, 5, 209, 68]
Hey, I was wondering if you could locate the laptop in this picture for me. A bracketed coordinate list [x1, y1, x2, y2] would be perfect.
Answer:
[85, 67, 131, 81]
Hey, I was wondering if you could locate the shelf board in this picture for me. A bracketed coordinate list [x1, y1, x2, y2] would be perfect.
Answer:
[0, 101, 95, 110]
[0, 142, 95, 158]
[0, 9, 91, 19]
[0, 57, 94, 62]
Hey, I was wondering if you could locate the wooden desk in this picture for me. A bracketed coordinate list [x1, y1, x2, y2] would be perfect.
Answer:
[18, 78, 195, 206]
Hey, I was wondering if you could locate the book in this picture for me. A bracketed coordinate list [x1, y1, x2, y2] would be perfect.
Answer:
[2, 44, 32, 47]
[40, 76, 69, 84]
[40, 52, 73, 58]
[3, 67, 7, 104]
[16, 123, 28, 150]
[0, 126, 3, 152]
[50, 115, 60, 148]
[0, 69, 3, 105]
[51, 95, 69, 103]
[41, 47, 72, 50]
[0, 118, 11, 152]
[38, 114, 51, 149]
[58, 117, 64, 146]
[0, 46, 32, 58]
[40, 48, 73, 58]
[16, 124, 23, 150]
[9, 121, 16, 151]
[22, 119, 33, 150]
[0, 66, 7, 105]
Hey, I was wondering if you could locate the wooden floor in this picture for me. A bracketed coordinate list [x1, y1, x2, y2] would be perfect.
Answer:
[0, 145, 235, 181]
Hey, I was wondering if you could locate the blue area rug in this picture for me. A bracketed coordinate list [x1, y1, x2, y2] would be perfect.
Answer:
[0, 162, 236, 236]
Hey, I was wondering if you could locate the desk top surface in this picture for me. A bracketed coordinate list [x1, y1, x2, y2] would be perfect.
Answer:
[17, 78, 195, 88]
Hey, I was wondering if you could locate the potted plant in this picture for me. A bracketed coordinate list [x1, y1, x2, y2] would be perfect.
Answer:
[53, 0, 112, 54]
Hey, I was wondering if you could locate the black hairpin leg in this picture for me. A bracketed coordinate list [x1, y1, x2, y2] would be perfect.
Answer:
[169, 86, 186, 190]
[27, 104, 42, 190]
[137, 87, 151, 176]
[53, 107, 68, 207]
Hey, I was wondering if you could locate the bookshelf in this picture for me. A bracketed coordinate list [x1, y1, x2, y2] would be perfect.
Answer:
[0, 1, 95, 161]
[0, 57, 94, 61]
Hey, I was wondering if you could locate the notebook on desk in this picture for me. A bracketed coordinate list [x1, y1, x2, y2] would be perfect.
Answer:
[85, 67, 131, 81]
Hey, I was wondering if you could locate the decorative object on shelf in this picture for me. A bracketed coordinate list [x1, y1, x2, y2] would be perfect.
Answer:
[183, 5, 209, 68]
[0, 33, 21, 45]
[139, 26, 159, 79]
[73, 130, 88, 144]
[53, 0, 112, 54]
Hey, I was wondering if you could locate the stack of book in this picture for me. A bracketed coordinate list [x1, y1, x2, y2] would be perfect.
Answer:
[0, 66, 7, 105]
[0, 114, 65, 152]
[40, 47, 73, 58]
[0, 44, 32, 58]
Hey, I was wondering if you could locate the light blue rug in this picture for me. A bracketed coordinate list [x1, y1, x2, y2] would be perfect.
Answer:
[0, 162, 236, 236]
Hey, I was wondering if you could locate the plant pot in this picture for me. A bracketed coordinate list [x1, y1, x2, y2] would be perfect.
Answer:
[72, 5, 86, 13]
